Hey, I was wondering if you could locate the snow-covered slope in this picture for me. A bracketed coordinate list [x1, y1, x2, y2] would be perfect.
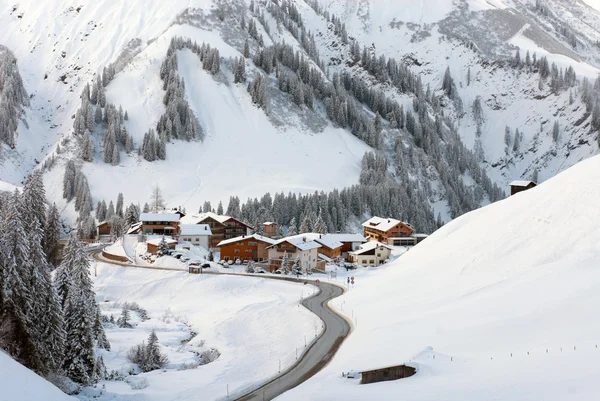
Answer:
[278, 154, 600, 400]
[0, 352, 75, 401]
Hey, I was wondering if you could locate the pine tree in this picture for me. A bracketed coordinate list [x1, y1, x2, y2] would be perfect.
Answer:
[552, 120, 559, 142]
[293, 256, 303, 276]
[278, 251, 291, 275]
[107, 201, 115, 220]
[513, 129, 521, 153]
[117, 308, 133, 328]
[244, 38, 250, 58]
[143, 203, 150, 213]
[287, 217, 297, 236]
[314, 211, 327, 234]
[0, 191, 42, 372]
[116, 193, 124, 218]
[144, 330, 168, 371]
[45, 203, 62, 266]
[299, 214, 311, 233]
[158, 236, 170, 256]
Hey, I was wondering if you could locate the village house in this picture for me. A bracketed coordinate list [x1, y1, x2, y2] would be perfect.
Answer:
[217, 234, 276, 262]
[349, 242, 393, 267]
[179, 224, 212, 250]
[267, 236, 322, 272]
[510, 180, 537, 196]
[181, 212, 252, 249]
[140, 213, 181, 236]
[314, 235, 343, 260]
[263, 222, 278, 238]
[146, 237, 177, 255]
[362, 217, 415, 244]
[317, 233, 367, 260]
[97, 221, 111, 237]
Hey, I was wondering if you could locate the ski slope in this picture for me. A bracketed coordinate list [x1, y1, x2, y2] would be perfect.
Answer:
[278, 154, 600, 400]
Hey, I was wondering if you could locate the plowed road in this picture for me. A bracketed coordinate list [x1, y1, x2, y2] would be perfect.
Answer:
[91, 250, 352, 400]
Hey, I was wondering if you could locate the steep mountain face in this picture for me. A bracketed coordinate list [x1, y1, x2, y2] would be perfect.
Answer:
[0, 0, 598, 231]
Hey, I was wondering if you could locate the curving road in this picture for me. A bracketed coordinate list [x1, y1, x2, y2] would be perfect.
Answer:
[90, 249, 352, 400]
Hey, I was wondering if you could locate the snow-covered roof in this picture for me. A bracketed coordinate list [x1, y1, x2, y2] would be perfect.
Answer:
[146, 237, 178, 246]
[314, 235, 344, 250]
[181, 212, 252, 228]
[318, 253, 333, 263]
[350, 241, 394, 255]
[216, 233, 276, 247]
[96, 221, 110, 227]
[510, 180, 536, 187]
[319, 233, 367, 244]
[263, 221, 275, 225]
[140, 213, 180, 223]
[179, 224, 212, 236]
[270, 236, 322, 251]
[362, 216, 410, 232]
[127, 222, 142, 234]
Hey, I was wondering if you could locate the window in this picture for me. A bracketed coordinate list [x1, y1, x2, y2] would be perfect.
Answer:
[369, 259, 375, 264]
[234, 249, 240, 253]
[224, 256, 230, 261]
[377, 253, 381, 257]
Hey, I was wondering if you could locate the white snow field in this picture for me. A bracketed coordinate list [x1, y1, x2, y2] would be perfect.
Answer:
[84, 262, 321, 401]
[277, 154, 600, 400]
[0, 352, 76, 401]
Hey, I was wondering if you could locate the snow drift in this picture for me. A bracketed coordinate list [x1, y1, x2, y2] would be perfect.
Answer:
[279, 154, 600, 400]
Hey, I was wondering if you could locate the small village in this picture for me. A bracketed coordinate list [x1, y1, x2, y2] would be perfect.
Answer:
[98, 209, 431, 274]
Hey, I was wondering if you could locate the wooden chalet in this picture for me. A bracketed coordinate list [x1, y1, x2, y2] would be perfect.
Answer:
[140, 213, 181, 236]
[181, 212, 253, 249]
[216, 234, 276, 262]
[362, 217, 414, 244]
[510, 180, 537, 196]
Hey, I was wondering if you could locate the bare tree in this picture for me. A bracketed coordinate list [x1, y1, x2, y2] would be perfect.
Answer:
[150, 185, 165, 212]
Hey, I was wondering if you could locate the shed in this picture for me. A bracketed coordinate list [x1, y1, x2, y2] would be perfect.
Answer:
[510, 180, 537, 196]
[360, 364, 417, 384]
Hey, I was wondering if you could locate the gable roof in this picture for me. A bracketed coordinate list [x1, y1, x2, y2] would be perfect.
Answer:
[350, 241, 394, 255]
[268, 236, 322, 251]
[314, 235, 343, 250]
[510, 180, 536, 187]
[362, 216, 412, 233]
[319, 233, 367, 244]
[179, 224, 212, 236]
[216, 233, 276, 247]
[127, 222, 142, 234]
[181, 212, 253, 228]
[140, 213, 180, 223]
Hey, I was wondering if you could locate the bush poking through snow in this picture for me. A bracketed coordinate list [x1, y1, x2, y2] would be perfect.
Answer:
[122, 301, 150, 321]
[125, 376, 149, 390]
[127, 330, 169, 372]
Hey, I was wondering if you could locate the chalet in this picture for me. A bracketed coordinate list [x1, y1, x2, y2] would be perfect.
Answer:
[146, 237, 177, 255]
[263, 222, 278, 238]
[317, 233, 367, 260]
[510, 180, 537, 196]
[267, 236, 322, 272]
[140, 213, 181, 236]
[314, 235, 343, 260]
[349, 242, 393, 267]
[362, 217, 414, 244]
[97, 221, 111, 236]
[179, 224, 212, 250]
[181, 212, 252, 249]
[217, 234, 276, 262]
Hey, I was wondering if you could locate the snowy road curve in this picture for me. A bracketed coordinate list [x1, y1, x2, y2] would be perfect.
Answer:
[90, 250, 352, 400]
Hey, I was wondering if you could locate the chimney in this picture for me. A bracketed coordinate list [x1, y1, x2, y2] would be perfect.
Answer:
[387, 219, 390, 223]
[319, 234, 322, 239]
[303, 237, 307, 243]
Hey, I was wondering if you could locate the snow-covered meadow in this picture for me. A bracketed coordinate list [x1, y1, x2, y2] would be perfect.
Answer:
[278, 154, 600, 400]
[78, 262, 321, 401]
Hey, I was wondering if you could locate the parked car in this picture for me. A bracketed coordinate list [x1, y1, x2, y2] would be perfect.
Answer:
[227, 260, 233, 266]
[242, 260, 249, 265]
[218, 260, 225, 265]
[273, 270, 281, 274]
[181, 256, 190, 262]
[201, 263, 211, 269]
[172, 252, 184, 259]
[188, 260, 201, 266]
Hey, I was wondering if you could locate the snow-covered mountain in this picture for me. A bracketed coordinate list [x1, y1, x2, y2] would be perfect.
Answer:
[1, 0, 599, 229]
[278, 152, 600, 401]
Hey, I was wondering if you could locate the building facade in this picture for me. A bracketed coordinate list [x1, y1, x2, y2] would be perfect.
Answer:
[179, 224, 212, 250]
[217, 234, 276, 262]
[181, 212, 252, 249]
[362, 217, 414, 243]
[267, 237, 321, 272]
[140, 213, 181, 236]
[263, 222, 278, 238]
[349, 242, 393, 267]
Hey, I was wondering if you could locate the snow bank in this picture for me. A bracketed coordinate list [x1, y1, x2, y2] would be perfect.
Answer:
[278, 154, 600, 400]
[0, 352, 75, 401]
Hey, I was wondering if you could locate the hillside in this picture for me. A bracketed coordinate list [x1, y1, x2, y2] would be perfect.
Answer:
[0, 352, 75, 401]
[278, 154, 600, 400]
[1, 0, 600, 230]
